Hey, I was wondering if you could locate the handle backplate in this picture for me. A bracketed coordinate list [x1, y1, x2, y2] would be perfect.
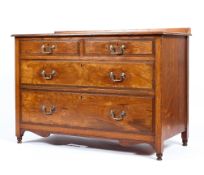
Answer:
[41, 105, 56, 115]
[41, 44, 55, 54]
[109, 72, 126, 82]
[110, 110, 126, 121]
[109, 44, 125, 55]
[40, 70, 56, 80]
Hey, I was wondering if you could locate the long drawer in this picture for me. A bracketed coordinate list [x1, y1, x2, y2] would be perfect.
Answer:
[21, 61, 153, 89]
[21, 91, 153, 134]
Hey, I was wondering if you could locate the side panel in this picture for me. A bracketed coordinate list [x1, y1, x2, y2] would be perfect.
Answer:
[161, 36, 188, 140]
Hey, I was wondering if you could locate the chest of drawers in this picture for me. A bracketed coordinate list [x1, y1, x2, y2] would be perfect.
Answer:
[13, 28, 191, 160]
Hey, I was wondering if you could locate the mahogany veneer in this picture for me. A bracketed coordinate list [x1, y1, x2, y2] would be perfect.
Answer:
[13, 28, 191, 160]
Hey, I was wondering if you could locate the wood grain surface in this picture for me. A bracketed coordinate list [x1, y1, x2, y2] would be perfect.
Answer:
[21, 61, 153, 89]
[21, 90, 153, 134]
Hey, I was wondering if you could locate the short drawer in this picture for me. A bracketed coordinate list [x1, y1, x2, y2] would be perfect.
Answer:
[84, 39, 153, 56]
[20, 39, 80, 57]
[21, 61, 153, 89]
[21, 91, 153, 134]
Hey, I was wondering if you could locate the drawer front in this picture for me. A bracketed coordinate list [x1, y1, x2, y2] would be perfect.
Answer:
[84, 39, 153, 56]
[20, 39, 79, 57]
[21, 91, 153, 134]
[21, 61, 153, 89]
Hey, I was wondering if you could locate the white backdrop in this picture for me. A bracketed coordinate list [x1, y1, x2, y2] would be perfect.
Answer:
[0, 0, 203, 174]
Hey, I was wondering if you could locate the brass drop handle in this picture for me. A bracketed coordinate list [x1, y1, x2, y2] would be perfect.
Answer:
[109, 44, 125, 55]
[41, 44, 55, 54]
[110, 110, 126, 121]
[109, 72, 126, 82]
[40, 70, 56, 80]
[41, 105, 56, 115]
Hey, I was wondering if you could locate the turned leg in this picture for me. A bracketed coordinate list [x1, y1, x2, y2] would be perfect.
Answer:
[156, 153, 163, 160]
[155, 140, 163, 161]
[16, 130, 25, 144]
[181, 131, 188, 146]
[17, 136, 23, 144]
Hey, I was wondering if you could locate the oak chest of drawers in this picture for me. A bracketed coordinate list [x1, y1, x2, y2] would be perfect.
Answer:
[13, 28, 191, 160]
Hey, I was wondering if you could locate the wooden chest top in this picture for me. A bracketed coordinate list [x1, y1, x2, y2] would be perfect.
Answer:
[12, 28, 191, 37]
